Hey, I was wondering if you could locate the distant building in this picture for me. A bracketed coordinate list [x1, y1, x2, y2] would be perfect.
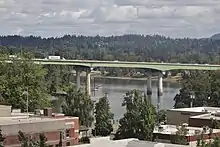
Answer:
[189, 112, 220, 128]
[153, 124, 220, 146]
[0, 105, 79, 147]
[167, 107, 220, 125]
[73, 137, 189, 147]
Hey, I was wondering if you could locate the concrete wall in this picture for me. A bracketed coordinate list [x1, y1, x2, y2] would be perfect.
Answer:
[167, 110, 206, 125]
[1, 119, 65, 136]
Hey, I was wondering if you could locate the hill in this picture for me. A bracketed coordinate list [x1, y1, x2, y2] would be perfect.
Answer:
[211, 33, 220, 40]
[0, 34, 220, 65]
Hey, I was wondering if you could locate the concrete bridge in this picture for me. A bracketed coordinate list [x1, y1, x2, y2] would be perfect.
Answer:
[4, 58, 220, 110]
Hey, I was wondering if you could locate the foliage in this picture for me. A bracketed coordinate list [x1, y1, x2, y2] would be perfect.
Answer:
[2, 35, 220, 77]
[94, 96, 114, 136]
[114, 90, 156, 140]
[18, 131, 48, 147]
[79, 137, 90, 144]
[157, 110, 167, 124]
[38, 133, 47, 147]
[62, 84, 94, 127]
[171, 125, 188, 145]
[0, 129, 5, 147]
[0, 53, 50, 111]
[174, 71, 220, 108]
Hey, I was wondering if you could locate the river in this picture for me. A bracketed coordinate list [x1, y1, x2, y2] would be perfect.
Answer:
[91, 78, 181, 120]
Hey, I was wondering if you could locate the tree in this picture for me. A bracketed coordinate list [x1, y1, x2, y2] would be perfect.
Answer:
[157, 110, 167, 124]
[0, 53, 50, 111]
[38, 133, 47, 147]
[171, 125, 188, 145]
[114, 90, 156, 140]
[94, 96, 113, 136]
[62, 84, 94, 127]
[18, 131, 48, 147]
[0, 129, 5, 147]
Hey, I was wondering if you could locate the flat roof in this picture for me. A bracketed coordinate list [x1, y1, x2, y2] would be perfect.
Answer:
[0, 116, 68, 126]
[168, 107, 220, 113]
[190, 113, 220, 120]
[154, 125, 220, 136]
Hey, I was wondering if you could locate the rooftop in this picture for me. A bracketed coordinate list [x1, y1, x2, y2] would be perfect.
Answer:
[154, 125, 220, 136]
[0, 116, 67, 125]
[190, 112, 220, 120]
[72, 137, 189, 147]
[169, 107, 220, 113]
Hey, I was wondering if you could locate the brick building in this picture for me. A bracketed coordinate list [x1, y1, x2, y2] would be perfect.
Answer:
[0, 105, 79, 147]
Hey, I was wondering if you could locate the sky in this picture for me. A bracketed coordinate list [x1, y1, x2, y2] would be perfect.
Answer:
[0, 0, 220, 38]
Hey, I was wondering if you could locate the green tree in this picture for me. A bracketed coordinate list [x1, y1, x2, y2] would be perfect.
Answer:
[0, 53, 50, 111]
[171, 125, 188, 145]
[18, 131, 48, 147]
[94, 96, 113, 136]
[0, 129, 5, 147]
[174, 71, 212, 108]
[157, 110, 167, 124]
[38, 133, 47, 147]
[62, 84, 94, 127]
[174, 71, 220, 109]
[114, 90, 156, 140]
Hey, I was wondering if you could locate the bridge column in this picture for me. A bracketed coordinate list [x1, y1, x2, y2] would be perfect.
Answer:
[146, 71, 152, 99]
[157, 72, 163, 111]
[75, 68, 81, 91]
[86, 68, 91, 97]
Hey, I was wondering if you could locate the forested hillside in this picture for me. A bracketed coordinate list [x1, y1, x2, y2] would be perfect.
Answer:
[1, 34, 220, 64]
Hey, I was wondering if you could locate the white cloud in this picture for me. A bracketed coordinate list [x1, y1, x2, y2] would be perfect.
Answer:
[0, 0, 220, 38]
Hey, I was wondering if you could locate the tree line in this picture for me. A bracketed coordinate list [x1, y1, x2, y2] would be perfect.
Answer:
[1, 34, 220, 77]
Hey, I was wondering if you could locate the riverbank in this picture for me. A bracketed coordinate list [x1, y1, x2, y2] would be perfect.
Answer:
[77, 71, 182, 83]
[93, 75, 181, 83]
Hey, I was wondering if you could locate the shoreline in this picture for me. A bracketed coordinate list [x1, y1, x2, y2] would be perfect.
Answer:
[91, 75, 181, 83]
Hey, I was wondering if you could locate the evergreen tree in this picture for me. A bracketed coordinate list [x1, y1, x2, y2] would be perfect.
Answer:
[114, 90, 156, 140]
[94, 96, 113, 136]
[62, 84, 94, 127]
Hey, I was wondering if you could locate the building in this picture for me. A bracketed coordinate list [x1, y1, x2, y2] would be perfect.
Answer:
[0, 105, 79, 147]
[73, 137, 189, 147]
[189, 112, 220, 128]
[153, 124, 220, 146]
[167, 107, 220, 125]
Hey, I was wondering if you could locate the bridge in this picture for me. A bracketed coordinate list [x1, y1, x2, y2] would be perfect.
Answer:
[4, 58, 220, 111]
[31, 59, 220, 71]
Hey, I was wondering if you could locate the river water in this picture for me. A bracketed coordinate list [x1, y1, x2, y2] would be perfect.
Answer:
[91, 78, 181, 120]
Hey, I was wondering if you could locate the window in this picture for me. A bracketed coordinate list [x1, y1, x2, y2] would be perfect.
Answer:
[66, 129, 70, 138]
[66, 142, 70, 146]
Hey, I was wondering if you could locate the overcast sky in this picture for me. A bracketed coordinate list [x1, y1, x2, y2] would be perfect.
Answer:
[0, 0, 220, 38]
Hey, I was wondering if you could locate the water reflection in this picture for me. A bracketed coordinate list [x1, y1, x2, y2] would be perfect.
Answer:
[91, 78, 181, 120]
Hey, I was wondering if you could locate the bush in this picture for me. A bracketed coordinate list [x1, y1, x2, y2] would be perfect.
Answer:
[79, 137, 90, 144]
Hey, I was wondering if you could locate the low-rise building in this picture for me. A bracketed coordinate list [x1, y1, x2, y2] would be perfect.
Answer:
[189, 112, 220, 128]
[167, 107, 220, 125]
[153, 124, 220, 146]
[0, 105, 79, 147]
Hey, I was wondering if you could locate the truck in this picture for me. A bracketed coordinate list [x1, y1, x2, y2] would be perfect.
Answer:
[48, 56, 61, 60]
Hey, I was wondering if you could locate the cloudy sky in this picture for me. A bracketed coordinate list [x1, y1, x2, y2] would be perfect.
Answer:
[0, 0, 220, 38]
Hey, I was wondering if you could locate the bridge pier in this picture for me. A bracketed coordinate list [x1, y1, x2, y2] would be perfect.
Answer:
[86, 68, 91, 97]
[76, 68, 81, 91]
[157, 72, 163, 111]
[146, 71, 152, 99]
